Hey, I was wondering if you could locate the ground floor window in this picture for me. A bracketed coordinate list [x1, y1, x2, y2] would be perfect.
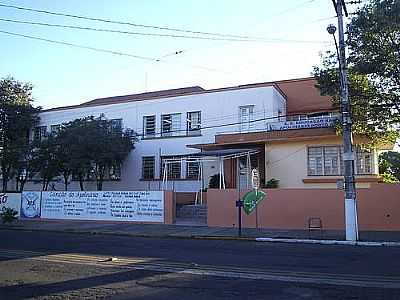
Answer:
[307, 145, 374, 176]
[186, 161, 200, 179]
[356, 147, 373, 174]
[142, 156, 155, 179]
[160, 156, 181, 179]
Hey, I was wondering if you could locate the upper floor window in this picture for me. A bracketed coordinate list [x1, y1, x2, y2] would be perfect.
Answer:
[187, 111, 201, 136]
[239, 105, 254, 132]
[33, 126, 47, 141]
[143, 115, 156, 138]
[286, 114, 308, 121]
[161, 113, 181, 137]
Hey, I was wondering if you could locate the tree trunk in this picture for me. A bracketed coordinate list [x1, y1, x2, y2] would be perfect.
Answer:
[2, 173, 8, 193]
[79, 174, 84, 191]
[97, 179, 103, 191]
[63, 172, 69, 191]
[19, 179, 26, 192]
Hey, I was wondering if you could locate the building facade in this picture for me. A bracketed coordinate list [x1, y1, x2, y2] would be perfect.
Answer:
[24, 77, 388, 193]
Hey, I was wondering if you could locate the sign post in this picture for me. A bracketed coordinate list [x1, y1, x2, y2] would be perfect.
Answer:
[251, 169, 260, 229]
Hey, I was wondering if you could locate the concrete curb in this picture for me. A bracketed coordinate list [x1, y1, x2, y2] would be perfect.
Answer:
[2, 226, 400, 246]
[255, 237, 400, 247]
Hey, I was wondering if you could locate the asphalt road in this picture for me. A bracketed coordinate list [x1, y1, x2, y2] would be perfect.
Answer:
[0, 229, 399, 299]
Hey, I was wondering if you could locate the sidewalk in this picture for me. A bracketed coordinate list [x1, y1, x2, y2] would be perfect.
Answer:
[2, 219, 400, 244]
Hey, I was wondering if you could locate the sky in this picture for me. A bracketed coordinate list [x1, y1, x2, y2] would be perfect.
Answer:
[0, 0, 358, 109]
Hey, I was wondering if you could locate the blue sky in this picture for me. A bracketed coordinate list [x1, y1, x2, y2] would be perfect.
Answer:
[0, 0, 360, 109]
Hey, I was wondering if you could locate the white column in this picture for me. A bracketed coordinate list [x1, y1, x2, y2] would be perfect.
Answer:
[345, 198, 359, 241]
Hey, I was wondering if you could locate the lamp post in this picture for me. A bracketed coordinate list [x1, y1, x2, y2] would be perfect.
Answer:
[327, 0, 359, 242]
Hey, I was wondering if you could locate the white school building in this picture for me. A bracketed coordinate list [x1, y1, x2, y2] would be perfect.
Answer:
[24, 77, 387, 194]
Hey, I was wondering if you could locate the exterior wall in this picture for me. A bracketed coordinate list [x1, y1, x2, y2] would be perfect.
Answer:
[25, 85, 286, 192]
[164, 191, 175, 224]
[207, 184, 400, 231]
[265, 136, 379, 189]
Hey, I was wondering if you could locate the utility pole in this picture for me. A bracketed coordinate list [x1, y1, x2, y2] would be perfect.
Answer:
[333, 0, 359, 241]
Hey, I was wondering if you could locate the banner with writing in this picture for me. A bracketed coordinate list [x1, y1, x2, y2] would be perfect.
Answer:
[41, 191, 164, 222]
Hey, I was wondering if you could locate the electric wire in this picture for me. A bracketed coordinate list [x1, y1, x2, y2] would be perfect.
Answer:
[0, 29, 234, 73]
[0, 17, 331, 44]
[0, 0, 324, 40]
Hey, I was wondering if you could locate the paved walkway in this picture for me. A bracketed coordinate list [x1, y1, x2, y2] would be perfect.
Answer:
[2, 219, 400, 242]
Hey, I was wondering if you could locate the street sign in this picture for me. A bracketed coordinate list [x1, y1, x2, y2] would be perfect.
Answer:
[251, 169, 260, 190]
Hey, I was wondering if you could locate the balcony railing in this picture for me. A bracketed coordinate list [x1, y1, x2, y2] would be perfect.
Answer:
[217, 115, 339, 136]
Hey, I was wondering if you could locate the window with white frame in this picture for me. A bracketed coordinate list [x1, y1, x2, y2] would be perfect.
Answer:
[161, 113, 181, 137]
[50, 124, 61, 135]
[110, 118, 122, 133]
[239, 105, 254, 132]
[109, 164, 121, 180]
[33, 126, 47, 141]
[308, 145, 374, 176]
[323, 146, 341, 175]
[143, 115, 156, 138]
[142, 156, 155, 179]
[186, 161, 200, 179]
[308, 146, 342, 176]
[187, 111, 201, 136]
[160, 156, 181, 179]
[356, 147, 373, 174]
[286, 114, 307, 121]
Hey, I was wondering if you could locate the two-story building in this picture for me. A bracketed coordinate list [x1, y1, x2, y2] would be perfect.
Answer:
[25, 77, 390, 194]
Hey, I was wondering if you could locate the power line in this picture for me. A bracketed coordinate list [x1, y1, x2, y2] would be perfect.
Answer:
[0, 2, 300, 41]
[0, 29, 331, 76]
[0, 29, 232, 73]
[0, 2, 331, 44]
[0, 18, 260, 42]
[0, 29, 158, 62]
[0, 17, 331, 44]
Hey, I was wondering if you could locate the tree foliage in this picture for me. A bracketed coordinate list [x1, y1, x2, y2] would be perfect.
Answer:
[379, 150, 400, 182]
[313, 0, 400, 145]
[55, 116, 136, 191]
[31, 134, 62, 191]
[0, 76, 40, 192]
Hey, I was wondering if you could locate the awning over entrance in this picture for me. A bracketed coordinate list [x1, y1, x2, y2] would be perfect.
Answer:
[161, 148, 261, 204]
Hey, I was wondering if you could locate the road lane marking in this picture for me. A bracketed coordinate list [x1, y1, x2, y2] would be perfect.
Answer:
[0, 248, 399, 289]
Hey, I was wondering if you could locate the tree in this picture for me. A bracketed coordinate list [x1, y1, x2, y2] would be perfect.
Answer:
[58, 116, 136, 191]
[31, 135, 61, 191]
[379, 151, 400, 182]
[313, 0, 400, 145]
[56, 118, 93, 191]
[0, 76, 40, 192]
[87, 117, 135, 191]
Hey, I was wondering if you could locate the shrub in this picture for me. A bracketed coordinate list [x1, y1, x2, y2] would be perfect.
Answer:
[265, 178, 279, 188]
[208, 174, 226, 189]
[0, 207, 18, 224]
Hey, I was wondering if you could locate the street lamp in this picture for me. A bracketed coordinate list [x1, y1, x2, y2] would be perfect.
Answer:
[326, 24, 340, 66]
[327, 23, 336, 35]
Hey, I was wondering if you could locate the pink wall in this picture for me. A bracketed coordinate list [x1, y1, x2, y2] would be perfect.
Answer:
[164, 191, 175, 224]
[207, 184, 400, 231]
